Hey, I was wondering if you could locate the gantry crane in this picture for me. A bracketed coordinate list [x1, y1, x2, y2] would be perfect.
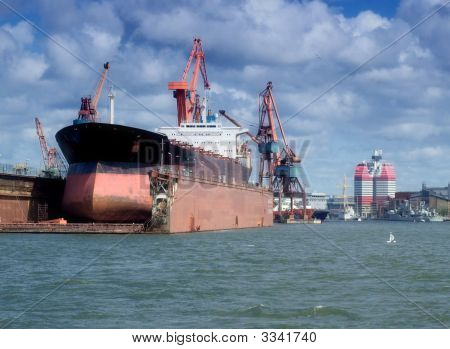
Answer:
[256, 82, 308, 218]
[258, 82, 307, 218]
[256, 81, 282, 187]
[168, 38, 210, 125]
[35, 117, 67, 177]
[76, 62, 110, 123]
[221, 82, 308, 219]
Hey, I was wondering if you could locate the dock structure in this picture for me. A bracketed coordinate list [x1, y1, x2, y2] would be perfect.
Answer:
[0, 223, 168, 234]
[0, 172, 65, 223]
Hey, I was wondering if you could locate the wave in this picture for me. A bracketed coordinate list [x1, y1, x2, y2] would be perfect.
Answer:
[228, 304, 358, 320]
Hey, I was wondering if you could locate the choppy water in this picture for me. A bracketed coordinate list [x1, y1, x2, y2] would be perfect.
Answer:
[0, 221, 449, 329]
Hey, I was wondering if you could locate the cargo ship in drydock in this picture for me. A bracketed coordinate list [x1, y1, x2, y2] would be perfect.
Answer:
[56, 38, 273, 233]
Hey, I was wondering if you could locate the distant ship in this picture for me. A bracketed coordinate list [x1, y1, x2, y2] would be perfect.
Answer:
[338, 206, 357, 221]
[311, 209, 329, 221]
[385, 209, 444, 223]
[273, 196, 329, 222]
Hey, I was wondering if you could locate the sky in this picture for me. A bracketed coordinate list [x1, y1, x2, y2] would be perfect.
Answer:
[0, 0, 449, 195]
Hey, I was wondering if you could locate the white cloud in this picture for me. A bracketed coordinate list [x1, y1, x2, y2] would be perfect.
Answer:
[9, 55, 49, 83]
[342, 10, 391, 37]
[379, 122, 442, 140]
[2, 21, 34, 46]
[359, 64, 416, 82]
[0, 30, 17, 54]
[401, 146, 447, 160]
[424, 86, 445, 99]
[82, 25, 121, 57]
[398, 0, 450, 67]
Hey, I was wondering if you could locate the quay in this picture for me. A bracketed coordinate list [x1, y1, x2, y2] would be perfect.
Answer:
[0, 222, 168, 234]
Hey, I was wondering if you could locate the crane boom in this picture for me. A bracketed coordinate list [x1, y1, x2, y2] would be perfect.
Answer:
[257, 81, 281, 186]
[35, 117, 50, 166]
[262, 82, 300, 163]
[92, 62, 110, 110]
[168, 38, 210, 125]
[260, 82, 279, 144]
[77, 62, 110, 123]
[35, 117, 67, 177]
[219, 110, 259, 144]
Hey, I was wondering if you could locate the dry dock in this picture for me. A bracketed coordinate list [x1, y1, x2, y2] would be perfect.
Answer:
[0, 171, 65, 223]
[0, 222, 168, 234]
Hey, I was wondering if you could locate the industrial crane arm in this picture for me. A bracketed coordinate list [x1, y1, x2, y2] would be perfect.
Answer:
[168, 38, 210, 125]
[92, 62, 110, 110]
[181, 42, 197, 81]
[260, 83, 279, 143]
[35, 117, 67, 176]
[219, 110, 259, 143]
[35, 117, 49, 165]
[269, 90, 288, 149]
[266, 83, 301, 163]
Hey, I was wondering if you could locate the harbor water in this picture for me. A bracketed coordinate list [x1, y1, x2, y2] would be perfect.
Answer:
[1, 221, 449, 328]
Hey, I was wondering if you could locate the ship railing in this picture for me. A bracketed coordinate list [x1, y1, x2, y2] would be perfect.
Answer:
[156, 165, 267, 191]
[0, 163, 66, 179]
[0, 163, 39, 177]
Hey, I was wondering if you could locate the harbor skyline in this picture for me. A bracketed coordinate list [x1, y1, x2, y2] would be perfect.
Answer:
[0, 0, 449, 195]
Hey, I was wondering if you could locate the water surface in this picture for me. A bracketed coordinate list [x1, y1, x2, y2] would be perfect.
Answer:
[1, 221, 449, 328]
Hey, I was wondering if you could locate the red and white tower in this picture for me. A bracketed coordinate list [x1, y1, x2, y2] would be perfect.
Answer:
[354, 150, 396, 218]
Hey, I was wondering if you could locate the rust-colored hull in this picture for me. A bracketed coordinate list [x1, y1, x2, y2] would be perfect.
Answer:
[62, 163, 273, 231]
[0, 173, 65, 223]
[169, 177, 272, 233]
[63, 164, 152, 222]
[57, 123, 272, 231]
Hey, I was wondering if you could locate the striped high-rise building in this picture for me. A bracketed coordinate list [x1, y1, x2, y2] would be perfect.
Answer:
[354, 150, 396, 217]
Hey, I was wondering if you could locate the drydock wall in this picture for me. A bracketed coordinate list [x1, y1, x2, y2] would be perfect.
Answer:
[168, 177, 273, 233]
[0, 173, 65, 223]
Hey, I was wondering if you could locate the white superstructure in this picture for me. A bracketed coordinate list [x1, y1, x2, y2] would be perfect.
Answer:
[156, 118, 250, 160]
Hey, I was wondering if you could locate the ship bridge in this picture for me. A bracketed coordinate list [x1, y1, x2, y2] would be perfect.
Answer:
[156, 120, 249, 159]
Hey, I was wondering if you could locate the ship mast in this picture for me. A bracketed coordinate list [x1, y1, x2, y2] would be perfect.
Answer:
[342, 175, 349, 212]
[108, 85, 115, 124]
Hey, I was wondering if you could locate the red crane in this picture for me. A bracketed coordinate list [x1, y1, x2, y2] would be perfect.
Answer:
[35, 117, 67, 177]
[77, 62, 110, 122]
[168, 38, 210, 125]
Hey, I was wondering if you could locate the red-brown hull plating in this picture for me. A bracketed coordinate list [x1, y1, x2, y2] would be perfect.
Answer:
[63, 167, 152, 222]
[63, 164, 273, 231]
[57, 124, 273, 230]
[169, 177, 272, 233]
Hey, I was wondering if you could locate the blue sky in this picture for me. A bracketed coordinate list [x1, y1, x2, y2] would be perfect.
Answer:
[323, 0, 400, 17]
[0, 0, 449, 195]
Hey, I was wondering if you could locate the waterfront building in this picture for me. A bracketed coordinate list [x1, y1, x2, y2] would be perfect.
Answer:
[354, 150, 396, 218]
[410, 183, 450, 217]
